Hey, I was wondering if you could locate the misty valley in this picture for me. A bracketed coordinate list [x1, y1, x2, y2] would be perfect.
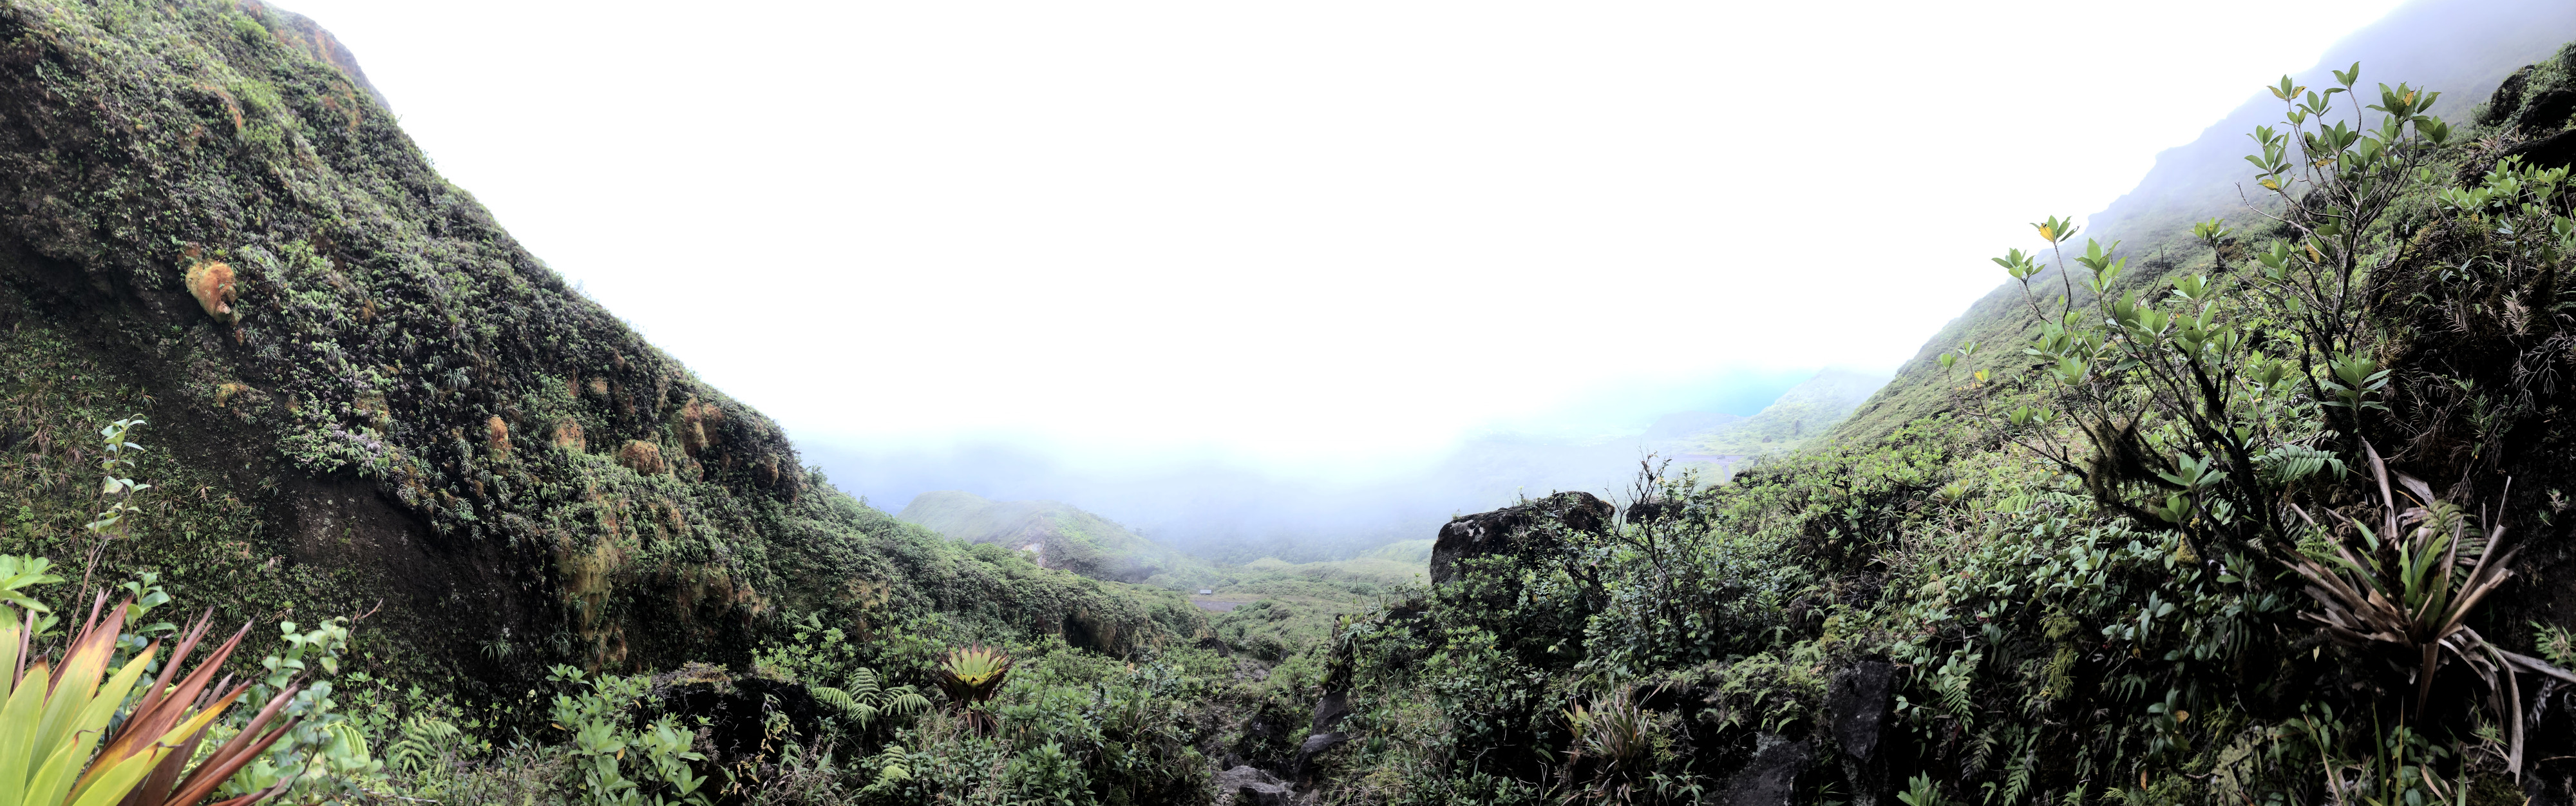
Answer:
[11, 1, 2576, 805]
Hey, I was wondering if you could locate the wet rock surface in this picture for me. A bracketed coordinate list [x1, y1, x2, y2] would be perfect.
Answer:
[2508, 127, 2576, 169]
[647, 664, 826, 767]
[1289, 731, 1350, 784]
[1428, 490, 1614, 584]
[2522, 86, 2576, 135]
[1828, 660, 1896, 805]
[1723, 736, 1811, 806]
[1215, 765, 1293, 805]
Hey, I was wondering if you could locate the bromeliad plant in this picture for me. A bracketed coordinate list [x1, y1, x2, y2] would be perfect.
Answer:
[1944, 61, 2576, 792]
[0, 593, 302, 806]
[931, 646, 1013, 734]
[1557, 689, 1654, 803]
[2286, 444, 2575, 775]
[4, 417, 381, 806]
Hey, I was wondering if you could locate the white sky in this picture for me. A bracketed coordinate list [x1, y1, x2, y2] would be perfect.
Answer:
[277, 0, 2406, 460]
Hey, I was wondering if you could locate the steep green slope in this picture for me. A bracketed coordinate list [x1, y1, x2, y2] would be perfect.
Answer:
[1836, 0, 2576, 441]
[0, 0, 1202, 714]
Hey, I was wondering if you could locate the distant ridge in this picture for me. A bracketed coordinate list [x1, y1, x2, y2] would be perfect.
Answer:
[1651, 369, 1888, 475]
[898, 491, 1211, 586]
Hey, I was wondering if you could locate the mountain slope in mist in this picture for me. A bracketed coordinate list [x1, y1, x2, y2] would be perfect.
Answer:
[1837, 0, 2576, 440]
[898, 490, 1215, 586]
[1660, 368, 1887, 471]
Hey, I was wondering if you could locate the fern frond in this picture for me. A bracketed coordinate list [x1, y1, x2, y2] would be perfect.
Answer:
[1964, 727, 1998, 778]
[860, 744, 914, 793]
[2002, 749, 2033, 805]
[388, 716, 462, 775]
[2259, 445, 2346, 483]
[1939, 676, 1975, 722]
[886, 688, 932, 718]
[846, 667, 882, 698]
[811, 686, 882, 724]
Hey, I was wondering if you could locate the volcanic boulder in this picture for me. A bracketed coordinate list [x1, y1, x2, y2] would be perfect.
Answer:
[1428, 490, 1614, 584]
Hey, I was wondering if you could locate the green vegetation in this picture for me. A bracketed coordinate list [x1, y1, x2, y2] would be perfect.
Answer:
[14, 0, 2576, 802]
[1274, 53, 2576, 805]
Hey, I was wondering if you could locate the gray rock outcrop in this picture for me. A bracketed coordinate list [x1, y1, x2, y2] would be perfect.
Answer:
[1428, 491, 1614, 584]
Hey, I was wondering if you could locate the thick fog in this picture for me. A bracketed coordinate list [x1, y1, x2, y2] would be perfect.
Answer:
[252, 0, 2519, 560]
[807, 367, 1819, 561]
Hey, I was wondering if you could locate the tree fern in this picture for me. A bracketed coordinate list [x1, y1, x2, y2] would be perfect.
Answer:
[811, 667, 931, 728]
[388, 716, 462, 776]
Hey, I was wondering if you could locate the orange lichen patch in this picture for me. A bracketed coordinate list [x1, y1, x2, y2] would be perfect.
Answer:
[194, 83, 243, 132]
[318, 90, 364, 133]
[184, 261, 237, 321]
[561, 535, 623, 609]
[742, 454, 805, 499]
[677, 399, 724, 456]
[617, 440, 667, 475]
[551, 417, 585, 452]
[486, 416, 511, 460]
[397, 470, 431, 508]
[586, 492, 622, 539]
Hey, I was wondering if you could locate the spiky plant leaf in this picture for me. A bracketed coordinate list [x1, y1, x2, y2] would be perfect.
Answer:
[0, 595, 300, 806]
[933, 647, 1014, 707]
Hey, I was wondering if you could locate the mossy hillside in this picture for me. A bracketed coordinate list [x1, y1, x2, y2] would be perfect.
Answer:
[897, 490, 1218, 588]
[0, 0, 1202, 708]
